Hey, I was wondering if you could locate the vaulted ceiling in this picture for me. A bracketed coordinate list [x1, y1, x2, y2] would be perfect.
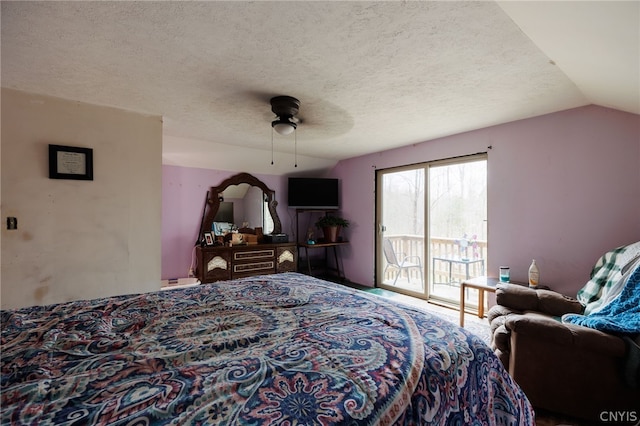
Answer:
[2, 1, 638, 174]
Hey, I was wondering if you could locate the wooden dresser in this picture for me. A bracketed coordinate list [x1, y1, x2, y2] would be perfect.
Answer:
[195, 243, 297, 284]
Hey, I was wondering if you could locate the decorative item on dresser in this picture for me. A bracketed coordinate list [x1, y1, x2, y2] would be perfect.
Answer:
[195, 172, 297, 283]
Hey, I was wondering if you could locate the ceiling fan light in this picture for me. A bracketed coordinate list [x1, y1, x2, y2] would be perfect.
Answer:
[272, 119, 296, 135]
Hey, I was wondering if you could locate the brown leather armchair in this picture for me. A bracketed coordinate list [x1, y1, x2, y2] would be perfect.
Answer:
[488, 284, 639, 422]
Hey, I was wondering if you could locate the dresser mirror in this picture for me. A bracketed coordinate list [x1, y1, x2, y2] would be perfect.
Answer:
[215, 183, 274, 234]
[201, 173, 282, 242]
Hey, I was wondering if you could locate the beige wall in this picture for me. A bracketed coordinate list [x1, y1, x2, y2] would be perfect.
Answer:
[1, 88, 162, 309]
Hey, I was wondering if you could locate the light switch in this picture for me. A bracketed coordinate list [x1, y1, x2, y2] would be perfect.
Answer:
[7, 217, 17, 230]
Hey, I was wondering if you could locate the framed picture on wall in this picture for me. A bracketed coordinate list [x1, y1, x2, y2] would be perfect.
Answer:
[204, 233, 214, 246]
[49, 144, 93, 180]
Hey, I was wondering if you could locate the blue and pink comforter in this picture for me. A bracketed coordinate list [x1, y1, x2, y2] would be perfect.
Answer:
[2, 273, 533, 425]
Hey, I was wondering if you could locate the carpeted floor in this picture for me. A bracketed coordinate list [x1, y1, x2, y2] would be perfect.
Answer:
[360, 287, 492, 344]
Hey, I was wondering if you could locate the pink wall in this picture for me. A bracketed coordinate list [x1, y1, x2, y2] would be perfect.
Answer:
[162, 106, 639, 297]
[330, 106, 640, 297]
[161, 167, 291, 279]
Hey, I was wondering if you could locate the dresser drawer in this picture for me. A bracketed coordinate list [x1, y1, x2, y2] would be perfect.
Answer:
[234, 249, 275, 262]
[232, 261, 276, 278]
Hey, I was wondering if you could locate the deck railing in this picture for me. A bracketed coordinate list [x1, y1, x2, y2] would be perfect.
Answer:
[383, 235, 487, 285]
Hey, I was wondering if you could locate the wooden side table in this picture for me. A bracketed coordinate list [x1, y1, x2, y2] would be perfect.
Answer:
[298, 241, 349, 281]
[459, 276, 500, 327]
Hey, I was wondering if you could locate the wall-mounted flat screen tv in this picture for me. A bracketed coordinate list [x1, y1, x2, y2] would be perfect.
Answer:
[288, 178, 339, 209]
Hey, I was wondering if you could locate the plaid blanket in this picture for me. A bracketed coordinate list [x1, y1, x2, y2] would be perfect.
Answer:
[564, 262, 640, 335]
[577, 241, 640, 315]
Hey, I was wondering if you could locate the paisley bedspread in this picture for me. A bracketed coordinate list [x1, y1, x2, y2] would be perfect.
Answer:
[1, 273, 533, 425]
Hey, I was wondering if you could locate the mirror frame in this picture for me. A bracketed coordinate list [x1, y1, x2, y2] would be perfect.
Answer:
[202, 172, 282, 240]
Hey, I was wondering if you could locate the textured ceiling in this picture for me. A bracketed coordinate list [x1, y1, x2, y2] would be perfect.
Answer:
[2, 1, 638, 174]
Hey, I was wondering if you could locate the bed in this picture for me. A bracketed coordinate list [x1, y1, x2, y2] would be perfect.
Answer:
[2, 272, 533, 425]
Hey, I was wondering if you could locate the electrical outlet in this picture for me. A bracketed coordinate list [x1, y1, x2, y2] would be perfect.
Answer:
[7, 217, 17, 230]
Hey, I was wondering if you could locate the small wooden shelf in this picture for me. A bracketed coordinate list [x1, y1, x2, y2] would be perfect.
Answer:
[295, 209, 349, 282]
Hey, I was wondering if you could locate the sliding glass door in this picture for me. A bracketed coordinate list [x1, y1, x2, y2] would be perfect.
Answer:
[377, 166, 426, 294]
[376, 155, 487, 306]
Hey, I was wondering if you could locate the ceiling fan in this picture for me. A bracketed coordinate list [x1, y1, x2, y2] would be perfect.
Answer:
[270, 96, 300, 136]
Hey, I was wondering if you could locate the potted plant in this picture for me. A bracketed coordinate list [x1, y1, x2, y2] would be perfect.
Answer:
[315, 215, 349, 243]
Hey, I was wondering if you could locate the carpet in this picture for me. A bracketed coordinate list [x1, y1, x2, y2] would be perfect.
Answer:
[361, 287, 491, 344]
